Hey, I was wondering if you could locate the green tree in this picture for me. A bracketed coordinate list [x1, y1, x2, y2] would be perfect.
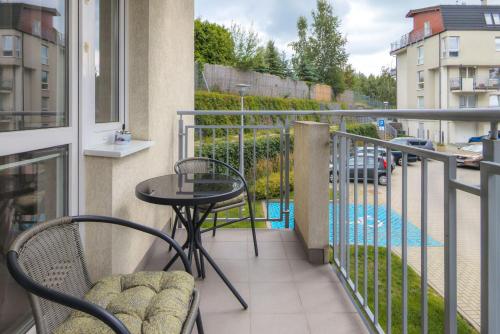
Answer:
[309, 0, 348, 95]
[352, 67, 396, 106]
[264, 40, 285, 77]
[231, 23, 262, 70]
[194, 19, 234, 65]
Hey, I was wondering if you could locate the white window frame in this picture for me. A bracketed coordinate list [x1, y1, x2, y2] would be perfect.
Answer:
[2, 36, 15, 57]
[81, 0, 127, 148]
[417, 96, 425, 109]
[417, 70, 425, 90]
[485, 13, 494, 25]
[417, 45, 424, 65]
[0, 0, 79, 216]
[489, 95, 500, 107]
[493, 13, 500, 25]
[459, 95, 477, 109]
[424, 21, 431, 37]
[442, 36, 460, 58]
[41, 45, 49, 65]
[496, 37, 500, 52]
[41, 70, 49, 90]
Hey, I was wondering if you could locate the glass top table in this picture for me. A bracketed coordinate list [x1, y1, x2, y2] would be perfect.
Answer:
[135, 173, 248, 309]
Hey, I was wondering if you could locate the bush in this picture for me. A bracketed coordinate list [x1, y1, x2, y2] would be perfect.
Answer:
[346, 123, 379, 139]
[254, 171, 294, 200]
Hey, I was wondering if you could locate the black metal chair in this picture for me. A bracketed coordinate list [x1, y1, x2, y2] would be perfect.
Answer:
[7, 215, 204, 334]
[171, 158, 259, 257]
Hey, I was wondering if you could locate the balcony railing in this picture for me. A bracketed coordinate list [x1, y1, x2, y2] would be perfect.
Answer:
[391, 27, 433, 52]
[451, 77, 500, 92]
[177, 108, 500, 333]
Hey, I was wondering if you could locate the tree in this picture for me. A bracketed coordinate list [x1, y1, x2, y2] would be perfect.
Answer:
[194, 19, 234, 65]
[264, 40, 285, 77]
[309, 0, 348, 95]
[231, 23, 262, 70]
[351, 67, 396, 106]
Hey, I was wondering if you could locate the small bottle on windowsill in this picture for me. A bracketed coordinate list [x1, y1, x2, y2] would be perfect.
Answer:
[115, 124, 132, 145]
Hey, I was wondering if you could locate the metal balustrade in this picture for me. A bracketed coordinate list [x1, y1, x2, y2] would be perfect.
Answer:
[178, 108, 500, 333]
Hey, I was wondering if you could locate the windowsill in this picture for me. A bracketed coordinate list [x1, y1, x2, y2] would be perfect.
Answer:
[84, 140, 154, 158]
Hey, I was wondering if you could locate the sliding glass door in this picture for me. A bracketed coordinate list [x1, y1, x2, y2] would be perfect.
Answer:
[0, 1, 78, 333]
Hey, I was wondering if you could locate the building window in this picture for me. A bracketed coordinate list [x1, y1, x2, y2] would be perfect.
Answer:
[41, 97, 49, 111]
[417, 46, 424, 65]
[32, 20, 41, 36]
[496, 37, 500, 52]
[459, 95, 477, 108]
[417, 96, 425, 109]
[489, 95, 500, 107]
[417, 70, 424, 90]
[41, 45, 49, 65]
[424, 21, 431, 37]
[2, 36, 21, 57]
[442, 37, 460, 58]
[485, 13, 494, 25]
[95, 0, 120, 124]
[41, 70, 49, 90]
[460, 67, 476, 79]
[494, 14, 500, 25]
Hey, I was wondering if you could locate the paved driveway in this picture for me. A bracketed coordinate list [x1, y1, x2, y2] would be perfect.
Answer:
[349, 161, 481, 330]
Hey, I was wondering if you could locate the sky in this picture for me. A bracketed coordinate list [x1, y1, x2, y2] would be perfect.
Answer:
[196, 0, 500, 75]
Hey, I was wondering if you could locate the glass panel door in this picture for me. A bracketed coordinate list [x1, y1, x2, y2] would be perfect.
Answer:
[0, 146, 68, 333]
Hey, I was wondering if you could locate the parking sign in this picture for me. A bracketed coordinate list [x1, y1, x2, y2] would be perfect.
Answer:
[378, 119, 385, 130]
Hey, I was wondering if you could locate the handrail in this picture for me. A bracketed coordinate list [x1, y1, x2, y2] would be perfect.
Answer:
[178, 108, 500, 122]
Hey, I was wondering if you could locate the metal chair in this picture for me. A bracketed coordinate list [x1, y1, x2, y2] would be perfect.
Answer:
[172, 158, 259, 257]
[6, 215, 204, 334]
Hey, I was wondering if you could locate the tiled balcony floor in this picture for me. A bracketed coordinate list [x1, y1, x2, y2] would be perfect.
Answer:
[145, 228, 368, 334]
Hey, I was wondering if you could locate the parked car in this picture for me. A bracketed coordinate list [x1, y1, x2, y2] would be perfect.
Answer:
[330, 155, 393, 186]
[468, 134, 500, 143]
[355, 147, 397, 170]
[454, 143, 483, 169]
[389, 137, 435, 166]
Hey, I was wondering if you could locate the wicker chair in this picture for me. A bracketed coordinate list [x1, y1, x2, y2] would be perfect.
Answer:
[172, 158, 258, 256]
[6, 215, 204, 334]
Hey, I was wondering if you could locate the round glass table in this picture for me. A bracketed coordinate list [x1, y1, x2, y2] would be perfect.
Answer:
[136, 173, 248, 309]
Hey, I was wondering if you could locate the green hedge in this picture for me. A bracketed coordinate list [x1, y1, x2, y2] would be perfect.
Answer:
[254, 171, 294, 200]
[346, 123, 379, 139]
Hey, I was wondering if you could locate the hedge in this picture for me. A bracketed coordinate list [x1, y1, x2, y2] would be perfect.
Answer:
[254, 171, 294, 200]
[346, 123, 379, 139]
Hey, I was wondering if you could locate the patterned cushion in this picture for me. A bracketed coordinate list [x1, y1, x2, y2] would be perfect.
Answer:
[199, 192, 246, 211]
[54, 271, 195, 334]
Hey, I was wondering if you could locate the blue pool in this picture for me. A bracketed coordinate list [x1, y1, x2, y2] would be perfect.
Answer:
[268, 202, 442, 247]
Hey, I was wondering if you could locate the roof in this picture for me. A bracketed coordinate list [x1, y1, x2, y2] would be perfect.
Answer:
[440, 5, 500, 31]
[407, 4, 500, 31]
[0, 3, 59, 29]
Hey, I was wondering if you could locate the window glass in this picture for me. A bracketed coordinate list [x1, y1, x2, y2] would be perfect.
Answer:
[485, 13, 493, 25]
[0, 146, 68, 333]
[448, 37, 459, 57]
[493, 13, 500, 25]
[41, 45, 49, 65]
[417, 71, 424, 89]
[460, 95, 477, 108]
[496, 38, 500, 52]
[489, 95, 500, 107]
[417, 96, 425, 108]
[424, 21, 431, 36]
[95, 0, 120, 124]
[0, 1, 67, 132]
[417, 46, 424, 65]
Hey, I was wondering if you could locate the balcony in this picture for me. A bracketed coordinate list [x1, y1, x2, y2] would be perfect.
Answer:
[450, 77, 500, 93]
[391, 27, 432, 53]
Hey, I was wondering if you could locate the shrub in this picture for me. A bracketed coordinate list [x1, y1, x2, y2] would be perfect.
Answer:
[346, 123, 379, 139]
[254, 171, 294, 200]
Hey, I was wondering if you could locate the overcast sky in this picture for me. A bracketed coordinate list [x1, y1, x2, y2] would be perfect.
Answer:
[196, 0, 500, 75]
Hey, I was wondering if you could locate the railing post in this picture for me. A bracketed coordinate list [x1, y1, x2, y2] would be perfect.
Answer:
[444, 155, 457, 334]
[481, 125, 500, 334]
[178, 116, 184, 161]
[339, 118, 347, 269]
[284, 116, 291, 228]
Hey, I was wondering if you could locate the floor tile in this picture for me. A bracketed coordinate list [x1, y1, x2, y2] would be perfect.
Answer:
[296, 282, 356, 314]
[210, 229, 249, 242]
[289, 260, 339, 283]
[250, 282, 302, 314]
[202, 258, 249, 283]
[250, 241, 287, 259]
[280, 229, 299, 242]
[251, 314, 310, 334]
[253, 229, 282, 242]
[248, 259, 293, 282]
[199, 280, 251, 314]
[283, 242, 307, 260]
[194, 311, 251, 334]
[306, 313, 368, 334]
[210, 241, 249, 260]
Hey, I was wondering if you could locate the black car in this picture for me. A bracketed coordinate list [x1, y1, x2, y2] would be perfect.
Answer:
[389, 138, 435, 166]
[330, 155, 393, 186]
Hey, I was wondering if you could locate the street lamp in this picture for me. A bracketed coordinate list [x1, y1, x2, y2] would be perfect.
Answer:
[235, 84, 251, 175]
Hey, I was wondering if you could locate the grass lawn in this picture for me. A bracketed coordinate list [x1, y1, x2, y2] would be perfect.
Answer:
[201, 201, 267, 229]
[331, 246, 478, 334]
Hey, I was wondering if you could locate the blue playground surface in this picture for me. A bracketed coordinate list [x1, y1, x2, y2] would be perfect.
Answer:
[268, 202, 442, 247]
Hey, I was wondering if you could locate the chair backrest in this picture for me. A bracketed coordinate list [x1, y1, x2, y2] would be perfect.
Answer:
[9, 217, 92, 334]
[175, 158, 242, 181]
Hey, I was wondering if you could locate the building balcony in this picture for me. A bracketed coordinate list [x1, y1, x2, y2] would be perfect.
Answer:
[390, 27, 432, 53]
[450, 77, 500, 93]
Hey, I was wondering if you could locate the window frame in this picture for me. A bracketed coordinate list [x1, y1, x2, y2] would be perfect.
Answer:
[82, 0, 127, 148]
[417, 96, 425, 109]
[424, 21, 431, 37]
[41, 45, 49, 65]
[417, 70, 425, 90]
[496, 37, 500, 52]
[485, 13, 494, 25]
[459, 95, 477, 109]
[2, 36, 15, 57]
[493, 13, 500, 25]
[417, 45, 424, 65]
[41, 70, 49, 90]
[442, 36, 460, 58]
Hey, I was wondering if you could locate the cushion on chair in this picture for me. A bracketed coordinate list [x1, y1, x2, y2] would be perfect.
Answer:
[199, 192, 246, 212]
[54, 271, 195, 334]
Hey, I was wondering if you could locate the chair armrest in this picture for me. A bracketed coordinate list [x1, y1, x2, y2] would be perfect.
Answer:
[72, 215, 191, 274]
[7, 251, 130, 334]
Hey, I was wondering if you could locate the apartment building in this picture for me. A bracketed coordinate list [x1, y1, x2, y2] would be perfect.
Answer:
[391, 3, 500, 144]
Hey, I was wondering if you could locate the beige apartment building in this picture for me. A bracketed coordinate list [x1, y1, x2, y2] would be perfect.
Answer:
[391, 3, 500, 144]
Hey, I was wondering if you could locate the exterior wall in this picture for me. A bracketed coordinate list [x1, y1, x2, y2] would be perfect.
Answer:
[84, 0, 194, 279]
[411, 10, 444, 36]
[441, 30, 500, 67]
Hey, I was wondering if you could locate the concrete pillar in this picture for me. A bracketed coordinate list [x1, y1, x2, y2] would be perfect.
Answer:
[294, 121, 330, 264]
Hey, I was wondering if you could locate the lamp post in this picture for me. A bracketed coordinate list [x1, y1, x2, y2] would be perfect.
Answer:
[236, 84, 251, 175]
